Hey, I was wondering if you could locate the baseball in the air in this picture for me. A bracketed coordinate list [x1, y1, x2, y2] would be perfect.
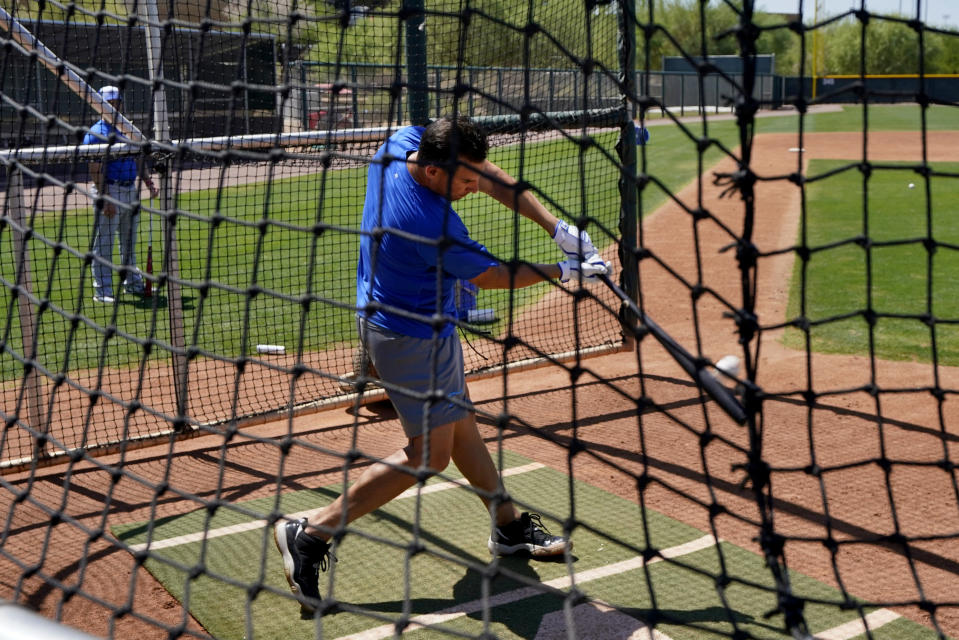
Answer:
[715, 355, 741, 379]
[908, 183, 915, 189]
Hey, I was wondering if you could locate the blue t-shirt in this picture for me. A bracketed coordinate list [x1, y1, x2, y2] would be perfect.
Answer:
[356, 126, 497, 338]
[83, 120, 137, 183]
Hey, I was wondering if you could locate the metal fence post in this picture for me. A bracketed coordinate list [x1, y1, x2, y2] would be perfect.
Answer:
[681, 75, 685, 116]
[435, 68, 442, 119]
[403, 0, 429, 125]
[351, 64, 359, 125]
[299, 61, 308, 130]
[6, 167, 45, 457]
[497, 69, 504, 116]
[468, 68, 475, 117]
[140, 0, 188, 429]
[617, 0, 639, 339]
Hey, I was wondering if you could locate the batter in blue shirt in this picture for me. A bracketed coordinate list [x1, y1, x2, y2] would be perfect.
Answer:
[356, 125, 499, 338]
[275, 117, 608, 614]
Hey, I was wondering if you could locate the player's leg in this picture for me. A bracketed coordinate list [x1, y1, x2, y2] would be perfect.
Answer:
[275, 423, 455, 614]
[447, 409, 518, 526]
[91, 197, 118, 302]
[116, 186, 144, 294]
[310, 423, 455, 534]
[275, 320, 465, 613]
[448, 408, 571, 557]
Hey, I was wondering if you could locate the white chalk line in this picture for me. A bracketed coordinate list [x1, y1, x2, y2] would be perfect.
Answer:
[334, 534, 903, 640]
[813, 608, 901, 639]
[127, 462, 545, 552]
[125, 458, 901, 640]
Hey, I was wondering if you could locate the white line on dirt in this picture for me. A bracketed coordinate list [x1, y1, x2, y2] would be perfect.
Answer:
[126, 462, 544, 552]
[335, 535, 719, 640]
[813, 608, 901, 639]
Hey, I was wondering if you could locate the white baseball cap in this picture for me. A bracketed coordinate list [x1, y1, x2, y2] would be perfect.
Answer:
[99, 86, 122, 101]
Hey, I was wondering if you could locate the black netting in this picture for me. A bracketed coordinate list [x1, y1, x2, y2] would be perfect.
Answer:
[1, 1, 957, 639]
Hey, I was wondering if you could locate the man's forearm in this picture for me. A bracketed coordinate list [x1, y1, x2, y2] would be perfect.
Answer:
[470, 263, 561, 289]
[89, 163, 104, 192]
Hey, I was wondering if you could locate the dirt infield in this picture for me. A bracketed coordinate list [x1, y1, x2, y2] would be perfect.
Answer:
[2, 129, 958, 639]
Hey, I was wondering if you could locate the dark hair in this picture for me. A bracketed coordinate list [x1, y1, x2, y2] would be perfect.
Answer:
[417, 116, 488, 167]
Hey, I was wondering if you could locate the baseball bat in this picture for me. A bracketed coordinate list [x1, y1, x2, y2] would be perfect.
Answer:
[598, 273, 748, 425]
[145, 198, 153, 298]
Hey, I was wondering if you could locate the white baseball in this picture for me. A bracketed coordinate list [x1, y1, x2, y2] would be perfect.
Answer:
[908, 183, 915, 189]
[715, 355, 741, 378]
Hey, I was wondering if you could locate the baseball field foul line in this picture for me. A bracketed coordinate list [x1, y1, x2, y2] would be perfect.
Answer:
[814, 608, 901, 639]
[126, 463, 545, 552]
[334, 534, 720, 640]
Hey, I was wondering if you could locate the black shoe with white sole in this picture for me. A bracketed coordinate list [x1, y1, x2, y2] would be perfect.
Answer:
[488, 512, 571, 557]
[274, 517, 335, 614]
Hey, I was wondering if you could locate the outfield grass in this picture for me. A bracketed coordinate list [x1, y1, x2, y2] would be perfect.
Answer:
[2, 104, 956, 380]
[751, 103, 959, 134]
[783, 159, 959, 366]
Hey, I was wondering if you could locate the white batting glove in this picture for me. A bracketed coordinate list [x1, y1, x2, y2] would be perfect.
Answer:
[553, 220, 598, 259]
[558, 254, 609, 283]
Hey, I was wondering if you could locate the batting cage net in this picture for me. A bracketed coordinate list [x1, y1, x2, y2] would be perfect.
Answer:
[1, 1, 958, 640]
[0, 2, 628, 466]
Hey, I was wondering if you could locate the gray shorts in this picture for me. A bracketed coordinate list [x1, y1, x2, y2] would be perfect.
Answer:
[359, 319, 471, 437]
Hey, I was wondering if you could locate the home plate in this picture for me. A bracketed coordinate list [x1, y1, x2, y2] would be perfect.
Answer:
[788, 147, 805, 152]
[534, 602, 674, 640]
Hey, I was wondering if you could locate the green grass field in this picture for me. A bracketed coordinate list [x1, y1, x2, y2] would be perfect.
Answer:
[3, 104, 958, 380]
[1, 132, 627, 380]
[111, 450, 942, 640]
[783, 159, 959, 365]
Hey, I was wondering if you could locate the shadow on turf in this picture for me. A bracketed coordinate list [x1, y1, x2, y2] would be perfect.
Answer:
[330, 556, 578, 637]
[328, 561, 759, 637]
[109, 292, 199, 311]
[621, 605, 758, 629]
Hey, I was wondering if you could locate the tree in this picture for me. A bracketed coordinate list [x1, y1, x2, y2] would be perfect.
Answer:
[817, 15, 950, 75]
[636, 0, 741, 70]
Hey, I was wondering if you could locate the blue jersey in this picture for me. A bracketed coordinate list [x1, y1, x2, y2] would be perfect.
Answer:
[83, 120, 137, 183]
[356, 126, 497, 338]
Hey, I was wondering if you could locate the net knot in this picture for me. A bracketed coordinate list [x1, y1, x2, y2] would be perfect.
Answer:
[712, 168, 756, 199]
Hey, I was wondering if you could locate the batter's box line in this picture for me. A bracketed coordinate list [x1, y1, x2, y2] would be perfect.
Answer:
[335, 534, 721, 640]
[125, 462, 546, 552]
[333, 531, 900, 640]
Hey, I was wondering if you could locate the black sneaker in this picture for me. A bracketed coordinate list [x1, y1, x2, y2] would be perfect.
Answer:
[488, 512, 571, 557]
[274, 517, 335, 614]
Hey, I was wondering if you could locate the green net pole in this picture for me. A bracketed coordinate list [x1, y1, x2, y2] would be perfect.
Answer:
[140, 0, 188, 426]
[403, 0, 429, 125]
[7, 167, 45, 459]
[617, 0, 639, 330]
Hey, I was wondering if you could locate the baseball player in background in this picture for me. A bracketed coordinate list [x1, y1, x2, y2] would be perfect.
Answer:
[84, 85, 158, 304]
